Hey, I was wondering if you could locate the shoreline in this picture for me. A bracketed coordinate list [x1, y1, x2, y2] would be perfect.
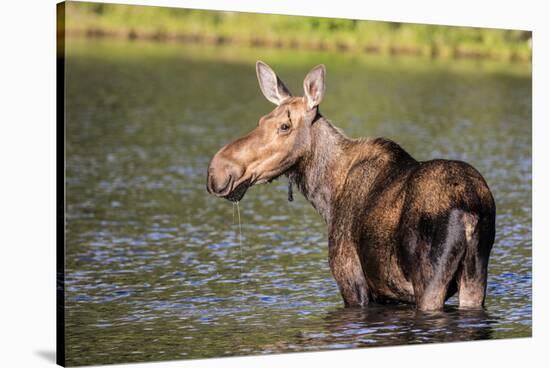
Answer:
[63, 29, 531, 64]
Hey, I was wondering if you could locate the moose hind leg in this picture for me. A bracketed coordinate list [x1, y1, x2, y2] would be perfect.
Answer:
[413, 210, 469, 311]
[458, 213, 489, 309]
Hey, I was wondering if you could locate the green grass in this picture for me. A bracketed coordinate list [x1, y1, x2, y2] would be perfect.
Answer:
[63, 1, 532, 63]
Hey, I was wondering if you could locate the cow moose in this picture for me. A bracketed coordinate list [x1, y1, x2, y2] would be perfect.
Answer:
[206, 61, 495, 311]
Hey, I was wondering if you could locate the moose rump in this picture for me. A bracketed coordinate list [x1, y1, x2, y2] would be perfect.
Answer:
[350, 158, 496, 311]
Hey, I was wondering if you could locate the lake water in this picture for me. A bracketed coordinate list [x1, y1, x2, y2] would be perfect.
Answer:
[64, 39, 532, 366]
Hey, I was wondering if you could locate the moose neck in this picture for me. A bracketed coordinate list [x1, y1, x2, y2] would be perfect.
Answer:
[288, 115, 352, 225]
[288, 115, 419, 226]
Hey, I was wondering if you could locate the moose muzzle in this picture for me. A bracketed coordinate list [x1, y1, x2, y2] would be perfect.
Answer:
[206, 150, 249, 202]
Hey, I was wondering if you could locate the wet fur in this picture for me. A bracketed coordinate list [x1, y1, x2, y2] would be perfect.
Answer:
[287, 114, 495, 310]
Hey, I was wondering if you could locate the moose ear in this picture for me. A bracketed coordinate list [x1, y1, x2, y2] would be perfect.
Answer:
[303, 64, 326, 110]
[256, 61, 292, 105]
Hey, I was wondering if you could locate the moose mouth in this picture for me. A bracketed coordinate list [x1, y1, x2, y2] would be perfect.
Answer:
[224, 178, 251, 202]
[221, 171, 288, 202]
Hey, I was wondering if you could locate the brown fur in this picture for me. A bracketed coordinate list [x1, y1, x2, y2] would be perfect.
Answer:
[207, 62, 495, 311]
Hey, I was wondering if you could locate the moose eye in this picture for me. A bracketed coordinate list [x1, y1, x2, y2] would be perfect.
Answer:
[279, 123, 291, 133]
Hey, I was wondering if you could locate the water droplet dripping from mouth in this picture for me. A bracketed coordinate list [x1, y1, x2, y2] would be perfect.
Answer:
[233, 201, 244, 295]
[236, 201, 242, 251]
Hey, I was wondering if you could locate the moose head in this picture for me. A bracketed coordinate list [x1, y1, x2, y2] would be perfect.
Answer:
[206, 61, 326, 202]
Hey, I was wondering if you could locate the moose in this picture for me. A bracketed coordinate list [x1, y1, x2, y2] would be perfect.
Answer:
[206, 61, 495, 311]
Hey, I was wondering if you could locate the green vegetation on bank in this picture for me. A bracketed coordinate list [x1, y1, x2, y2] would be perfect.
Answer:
[63, 1, 532, 63]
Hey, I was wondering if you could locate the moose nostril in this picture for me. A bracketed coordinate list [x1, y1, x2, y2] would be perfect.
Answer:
[210, 174, 232, 194]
